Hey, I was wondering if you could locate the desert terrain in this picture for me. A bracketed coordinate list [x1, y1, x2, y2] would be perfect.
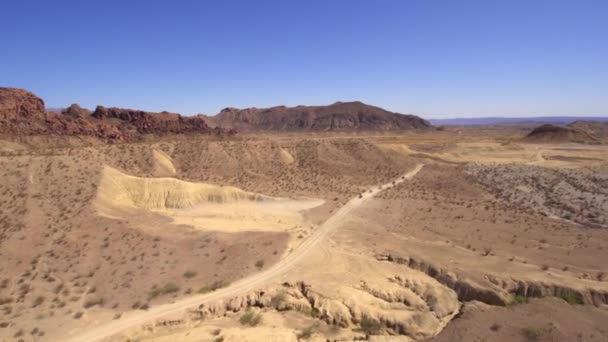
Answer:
[1, 89, 607, 342]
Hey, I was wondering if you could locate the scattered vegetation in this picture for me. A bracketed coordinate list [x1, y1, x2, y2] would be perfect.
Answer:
[297, 323, 319, 339]
[522, 326, 543, 341]
[198, 280, 230, 294]
[183, 270, 197, 279]
[511, 294, 528, 305]
[83, 297, 105, 308]
[360, 316, 382, 335]
[270, 291, 287, 307]
[559, 291, 583, 305]
[148, 282, 180, 300]
[239, 309, 263, 326]
[31, 296, 45, 308]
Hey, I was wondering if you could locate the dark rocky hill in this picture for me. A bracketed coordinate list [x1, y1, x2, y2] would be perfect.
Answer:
[205, 101, 432, 131]
[567, 121, 608, 141]
[523, 124, 600, 144]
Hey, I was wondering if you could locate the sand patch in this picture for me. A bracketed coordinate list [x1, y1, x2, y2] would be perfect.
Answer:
[278, 147, 294, 165]
[0, 139, 26, 151]
[152, 149, 177, 176]
[95, 166, 323, 233]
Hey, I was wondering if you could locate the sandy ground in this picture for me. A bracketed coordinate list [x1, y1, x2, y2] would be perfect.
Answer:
[63, 165, 424, 342]
[1, 130, 607, 342]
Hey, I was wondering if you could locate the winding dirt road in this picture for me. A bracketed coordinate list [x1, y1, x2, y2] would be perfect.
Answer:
[65, 164, 424, 342]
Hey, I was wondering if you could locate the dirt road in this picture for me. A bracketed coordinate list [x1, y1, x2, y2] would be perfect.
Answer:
[65, 164, 424, 342]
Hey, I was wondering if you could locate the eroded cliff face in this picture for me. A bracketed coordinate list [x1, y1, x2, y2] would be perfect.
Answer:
[136, 250, 608, 341]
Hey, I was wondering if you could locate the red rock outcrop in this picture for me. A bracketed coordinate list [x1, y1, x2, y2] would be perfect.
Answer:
[92, 106, 213, 135]
[62, 103, 91, 118]
[0, 88, 47, 121]
[0, 87, 231, 142]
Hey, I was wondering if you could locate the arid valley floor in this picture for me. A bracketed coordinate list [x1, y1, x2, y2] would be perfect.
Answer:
[1, 125, 608, 342]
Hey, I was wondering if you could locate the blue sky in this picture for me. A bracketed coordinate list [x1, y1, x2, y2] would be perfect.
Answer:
[1, 1, 607, 118]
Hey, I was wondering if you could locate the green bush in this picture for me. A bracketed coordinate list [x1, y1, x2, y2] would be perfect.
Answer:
[522, 326, 543, 341]
[198, 280, 230, 294]
[297, 324, 319, 339]
[270, 291, 287, 307]
[360, 316, 382, 335]
[512, 294, 527, 305]
[148, 282, 180, 300]
[239, 309, 263, 326]
[559, 291, 582, 305]
[183, 270, 197, 279]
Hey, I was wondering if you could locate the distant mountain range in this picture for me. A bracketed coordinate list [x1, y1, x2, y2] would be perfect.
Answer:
[429, 116, 608, 126]
[2, 88, 433, 142]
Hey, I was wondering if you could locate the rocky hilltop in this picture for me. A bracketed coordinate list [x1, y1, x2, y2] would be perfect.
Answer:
[523, 124, 600, 144]
[0, 87, 232, 142]
[567, 120, 608, 141]
[205, 101, 432, 131]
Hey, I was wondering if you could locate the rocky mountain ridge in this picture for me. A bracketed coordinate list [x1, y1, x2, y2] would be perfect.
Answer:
[0, 87, 232, 142]
[205, 101, 432, 131]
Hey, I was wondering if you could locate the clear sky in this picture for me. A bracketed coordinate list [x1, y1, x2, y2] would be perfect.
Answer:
[1, 1, 607, 118]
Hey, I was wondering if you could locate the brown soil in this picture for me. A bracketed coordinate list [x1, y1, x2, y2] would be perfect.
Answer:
[0, 119, 607, 341]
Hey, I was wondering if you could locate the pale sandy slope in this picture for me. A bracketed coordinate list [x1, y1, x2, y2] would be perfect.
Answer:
[65, 164, 423, 342]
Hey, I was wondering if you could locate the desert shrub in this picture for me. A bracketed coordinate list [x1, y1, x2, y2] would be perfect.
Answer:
[198, 280, 230, 294]
[213, 337, 225, 342]
[14, 329, 24, 337]
[239, 309, 263, 326]
[32, 296, 45, 308]
[183, 270, 197, 279]
[360, 316, 382, 335]
[297, 323, 319, 339]
[148, 282, 180, 300]
[490, 323, 501, 331]
[559, 291, 582, 305]
[270, 291, 287, 307]
[522, 326, 543, 340]
[83, 297, 105, 308]
[73, 312, 83, 319]
[512, 294, 527, 305]
[255, 260, 265, 269]
[0, 297, 14, 305]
